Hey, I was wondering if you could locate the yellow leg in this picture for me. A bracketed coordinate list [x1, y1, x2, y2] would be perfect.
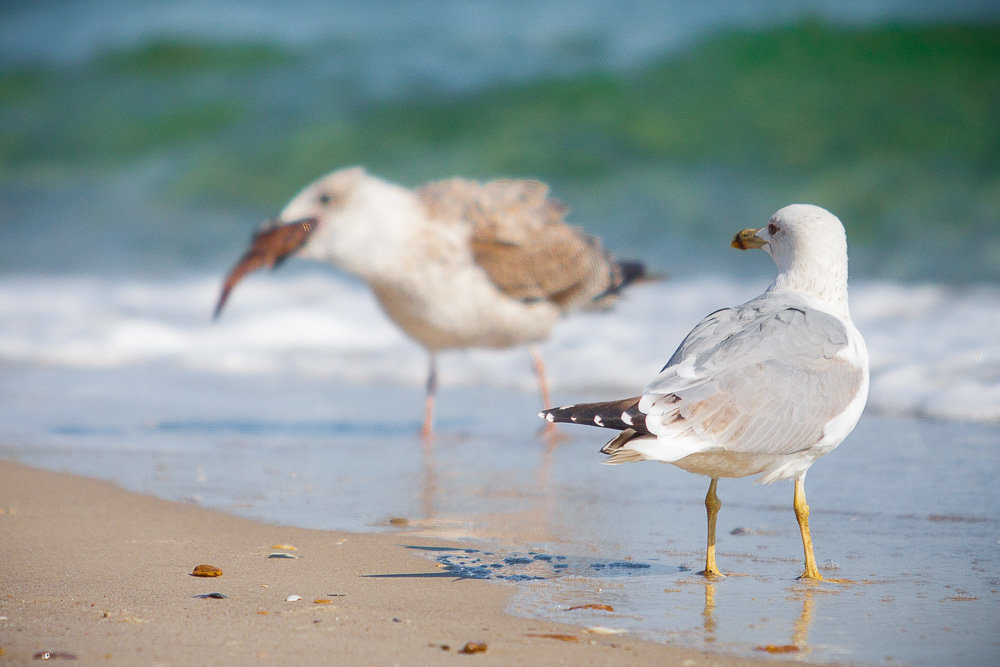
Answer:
[794, 478, 823, 580]
[699, 478, 725, 578]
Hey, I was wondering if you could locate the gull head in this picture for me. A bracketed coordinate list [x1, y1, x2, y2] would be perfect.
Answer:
[276, 166, 369, 235]
[732, 204, 850, 312]
[278, 166, 421, 272]
[214, 166, 414, 318]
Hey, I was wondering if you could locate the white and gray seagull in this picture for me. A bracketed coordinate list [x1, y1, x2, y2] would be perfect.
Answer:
[214, 167, 653, 437]
[541, 204, 869, 580]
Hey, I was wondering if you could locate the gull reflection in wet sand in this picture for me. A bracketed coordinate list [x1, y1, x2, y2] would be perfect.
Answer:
[421, 435, 436, 519]
[415, 413, 564, 528]
[790, 586, 817, 654]
[702, 582, 717, 643]
[698, 580, 819, 656]
[404, 433, 562, 546]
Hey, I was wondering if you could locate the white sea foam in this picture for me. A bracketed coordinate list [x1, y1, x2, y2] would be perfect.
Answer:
[0, 273, 997, 423]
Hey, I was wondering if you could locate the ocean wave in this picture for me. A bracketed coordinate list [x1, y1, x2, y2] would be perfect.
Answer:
[1, 273, 997, 424]
[2, 21, 998, 282]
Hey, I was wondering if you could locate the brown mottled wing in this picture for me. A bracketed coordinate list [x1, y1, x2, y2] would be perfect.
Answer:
[418, 178, 619, 311]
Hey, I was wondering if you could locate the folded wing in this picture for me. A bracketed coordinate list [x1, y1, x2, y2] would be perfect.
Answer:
[639, 292, 863, 458]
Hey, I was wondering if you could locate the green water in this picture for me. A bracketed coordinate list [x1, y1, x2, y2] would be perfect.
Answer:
[1, 22, 998, 280]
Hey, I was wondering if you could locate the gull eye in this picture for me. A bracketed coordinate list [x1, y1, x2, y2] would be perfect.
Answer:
[767, 222, 779, 235]
[318, 193, 333, 205]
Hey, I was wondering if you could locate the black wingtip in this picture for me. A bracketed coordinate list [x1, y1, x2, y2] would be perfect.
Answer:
[591, 261, 666, 305]
[617, 260, 647, 287]
[539, 397, 646, 433]
[617, 260, 667, 288]
[539, 404, 577, 424]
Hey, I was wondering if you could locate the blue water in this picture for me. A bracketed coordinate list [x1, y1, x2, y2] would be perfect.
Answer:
[1, 2, 999, 664]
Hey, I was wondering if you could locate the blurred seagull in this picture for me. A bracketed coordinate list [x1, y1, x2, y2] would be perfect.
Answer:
[214, 167, 653, 437]
[541, 205, 868, 580]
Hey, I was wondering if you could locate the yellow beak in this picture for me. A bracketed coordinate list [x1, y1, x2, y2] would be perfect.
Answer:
[731, 228, 767, 250]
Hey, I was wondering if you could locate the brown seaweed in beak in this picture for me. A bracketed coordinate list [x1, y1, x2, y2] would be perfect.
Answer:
[213, 218, 317, 319]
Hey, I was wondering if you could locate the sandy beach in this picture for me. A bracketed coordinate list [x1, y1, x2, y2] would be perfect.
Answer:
[0, 460, 765, 665]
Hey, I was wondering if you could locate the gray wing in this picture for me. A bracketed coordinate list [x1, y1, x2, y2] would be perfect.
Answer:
[418, 178, 623, 311]
[640, 292, 863, 455]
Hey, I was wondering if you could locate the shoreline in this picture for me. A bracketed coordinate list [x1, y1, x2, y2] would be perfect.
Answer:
[0, 459, 761, 665]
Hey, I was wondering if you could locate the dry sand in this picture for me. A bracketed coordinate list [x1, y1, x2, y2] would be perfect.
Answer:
[0, 460, 766, 665]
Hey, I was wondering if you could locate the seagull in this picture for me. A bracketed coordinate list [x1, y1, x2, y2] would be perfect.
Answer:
[541, 204, 869, 580]
[214, 167, 653, 437]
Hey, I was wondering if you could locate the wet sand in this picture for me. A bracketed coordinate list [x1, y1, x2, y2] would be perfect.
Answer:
[0, 460, 764, 665]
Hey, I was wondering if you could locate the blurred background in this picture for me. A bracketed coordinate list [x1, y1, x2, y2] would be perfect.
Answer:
[1, 0, 998, 431]
[2, 0, 998, 281]
[1, 2, 999, 443]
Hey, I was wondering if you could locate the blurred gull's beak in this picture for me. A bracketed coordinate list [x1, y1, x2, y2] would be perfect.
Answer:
[731, 227, 767, 250]
[213, 218, 318, 319]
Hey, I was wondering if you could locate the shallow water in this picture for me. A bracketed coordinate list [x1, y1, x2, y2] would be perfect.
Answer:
[2, 364, 997, 664]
